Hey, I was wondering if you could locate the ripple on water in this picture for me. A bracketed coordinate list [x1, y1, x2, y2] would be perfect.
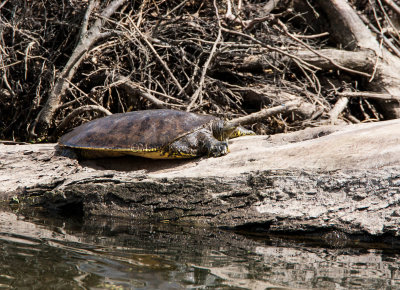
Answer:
[0, 210, 400, 289]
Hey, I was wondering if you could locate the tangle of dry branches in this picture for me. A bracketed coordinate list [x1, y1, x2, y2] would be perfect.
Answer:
[1, 0, 400, 141]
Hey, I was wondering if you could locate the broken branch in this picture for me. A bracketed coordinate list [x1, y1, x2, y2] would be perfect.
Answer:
[228, 101, 301, 127]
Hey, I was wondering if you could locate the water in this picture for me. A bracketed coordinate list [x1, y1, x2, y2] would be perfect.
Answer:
[1, 209, 400, 289]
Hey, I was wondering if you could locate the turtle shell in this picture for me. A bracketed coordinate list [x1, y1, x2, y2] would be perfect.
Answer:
[59, 109, 217, 158]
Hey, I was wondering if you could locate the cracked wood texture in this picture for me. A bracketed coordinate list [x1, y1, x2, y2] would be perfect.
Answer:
[1, 120, 400, 236]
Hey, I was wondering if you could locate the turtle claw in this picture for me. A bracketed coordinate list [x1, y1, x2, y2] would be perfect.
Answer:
[209, 141, 229, 157]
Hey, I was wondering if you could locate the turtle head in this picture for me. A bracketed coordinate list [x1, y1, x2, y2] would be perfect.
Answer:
[212, 120, 237, 141]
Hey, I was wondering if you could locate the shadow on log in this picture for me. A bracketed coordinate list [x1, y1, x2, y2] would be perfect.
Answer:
[1, 120, 400, 237]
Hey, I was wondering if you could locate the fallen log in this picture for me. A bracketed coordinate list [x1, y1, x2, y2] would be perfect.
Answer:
[1, 120, 400, 236]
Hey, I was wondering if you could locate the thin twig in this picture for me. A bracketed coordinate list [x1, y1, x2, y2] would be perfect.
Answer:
[55, 105, 112, 136]
[125, 15, 186, 96]
[377, 0, 400, 45]
[369, 38, 383, 82]
[24, 42, 35, 80]
[221, 27, 321, 72]
[187, 0, 222, 111]
[358, 11, 400, 58]
[382, 0, 400, 15]
[110, 73, 183, 108]
[337, 91, 399, 100]
[0, 0, 9, 10]
[277, 20, 371, 78]
[328, 96, 348, 124]
[293, 32, 329, 39]
[243, 0, 281, 30]
[80, 0, 97, 37]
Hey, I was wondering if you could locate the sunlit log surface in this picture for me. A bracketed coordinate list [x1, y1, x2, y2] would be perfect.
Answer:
[1, 120, 400, 236]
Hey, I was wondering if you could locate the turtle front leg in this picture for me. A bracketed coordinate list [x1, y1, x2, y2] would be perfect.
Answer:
[168, 129, 229, 158]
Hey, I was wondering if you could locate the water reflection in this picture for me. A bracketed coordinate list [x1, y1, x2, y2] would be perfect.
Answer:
[0, 209, 399, 289]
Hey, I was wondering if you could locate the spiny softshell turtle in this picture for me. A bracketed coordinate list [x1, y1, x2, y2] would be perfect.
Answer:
[58, 109, 254, 159]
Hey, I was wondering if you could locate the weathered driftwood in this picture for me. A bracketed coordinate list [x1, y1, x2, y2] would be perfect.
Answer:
[1, 120, 400, 236]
